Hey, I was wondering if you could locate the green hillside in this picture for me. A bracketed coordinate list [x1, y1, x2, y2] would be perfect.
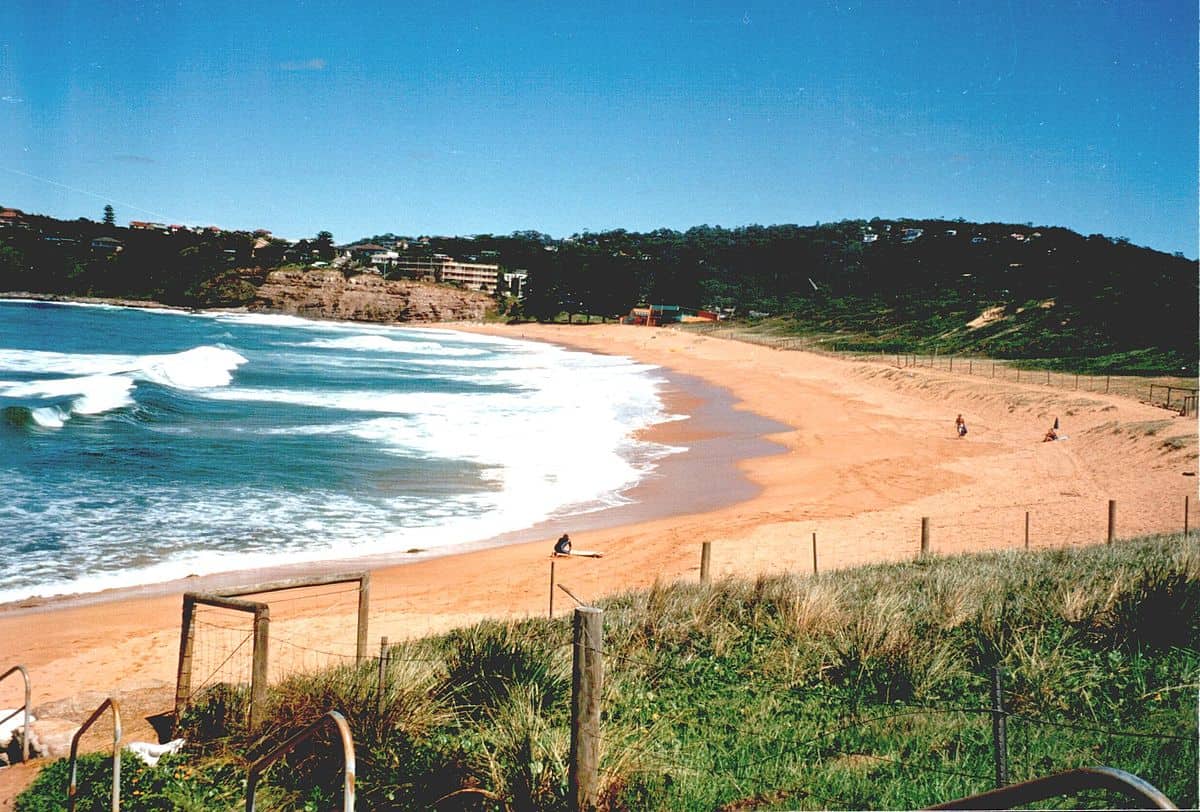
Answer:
[2, 210, 1196, 374]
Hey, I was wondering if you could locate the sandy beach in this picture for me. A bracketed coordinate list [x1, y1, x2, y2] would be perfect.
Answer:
[0, 323, 1195, 800]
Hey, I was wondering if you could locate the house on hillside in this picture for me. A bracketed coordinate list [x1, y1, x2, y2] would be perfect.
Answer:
[501, 270, 528, 299]
[351, 243, 391, 261]
[90, 236, 124, 255]
[0, 208, 27, 228]
[129, 221, 168, 232]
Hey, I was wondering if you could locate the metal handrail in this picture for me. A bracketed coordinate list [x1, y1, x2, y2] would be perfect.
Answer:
[0, 664, 31, 762]
[67, 696, 122, 812]
[926, 765, 1177, 810]
[245, 710, 356, 811]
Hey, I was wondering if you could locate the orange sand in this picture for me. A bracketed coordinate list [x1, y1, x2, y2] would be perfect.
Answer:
[0, 324, 1195, 798]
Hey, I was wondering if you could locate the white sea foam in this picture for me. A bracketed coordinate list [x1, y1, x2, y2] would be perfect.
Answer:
[0, 345, 247, 426]
[29, 405, 67, 427]
[213, 334, 681, 530]
[0, 346, 246, 385]
[139, 346, 247, 389]
[0, 310, 687, 602]
[291, 335, 486, 356]
[0, 374, 136, 424]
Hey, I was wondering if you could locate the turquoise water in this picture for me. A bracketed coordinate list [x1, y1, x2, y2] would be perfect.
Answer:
[0, 301, 677, 602]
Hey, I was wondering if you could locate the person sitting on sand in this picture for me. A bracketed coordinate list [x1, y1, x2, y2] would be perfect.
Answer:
[1044, 426, 1058, 442]
[554, 533, 571, 555]
[955, 414, 967, 437]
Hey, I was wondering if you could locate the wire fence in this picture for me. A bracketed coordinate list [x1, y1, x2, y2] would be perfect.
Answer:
[173, 494, 1196, 807]
[180, 594, 1195, 810]
[189, 610, 254, 700]
[576, 638, 1196, 809]
[682, 324, 1198, 414]
[487, 621, 1193, 807]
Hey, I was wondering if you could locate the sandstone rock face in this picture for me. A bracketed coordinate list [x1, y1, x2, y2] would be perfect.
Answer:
[251, 269, 494, 323]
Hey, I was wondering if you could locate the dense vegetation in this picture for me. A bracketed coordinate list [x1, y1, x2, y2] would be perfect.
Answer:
[419, 222, 1198, 374]
[3, 210, 1196, 373]
[19, 536, 1197, 810]
[0, 213, 333, 307]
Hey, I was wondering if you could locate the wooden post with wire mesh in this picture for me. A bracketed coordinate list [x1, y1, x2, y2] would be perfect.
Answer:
[174, 572, 370, 732]
[570, 606, 603, 812]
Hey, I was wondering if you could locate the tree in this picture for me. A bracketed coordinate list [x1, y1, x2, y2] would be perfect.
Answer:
[102, 205, 115, 227]
[315, 230, 334, 261]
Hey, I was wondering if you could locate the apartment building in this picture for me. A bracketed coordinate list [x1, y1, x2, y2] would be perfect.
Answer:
[391, 253, 500, 294]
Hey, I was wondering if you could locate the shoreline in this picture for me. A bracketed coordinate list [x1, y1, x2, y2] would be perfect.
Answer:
[0, 320, 1194, 748]
[0, 292, 189, 311]
[0, 362, 784, 615]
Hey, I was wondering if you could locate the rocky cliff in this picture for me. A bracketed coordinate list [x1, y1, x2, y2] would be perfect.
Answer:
[250, 269, 494, 323]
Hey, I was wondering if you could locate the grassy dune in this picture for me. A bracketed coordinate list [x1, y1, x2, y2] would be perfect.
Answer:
[20, 536, 1199, 810]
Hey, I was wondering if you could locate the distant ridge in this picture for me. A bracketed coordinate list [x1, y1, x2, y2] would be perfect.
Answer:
[1, 208, 1195, 373]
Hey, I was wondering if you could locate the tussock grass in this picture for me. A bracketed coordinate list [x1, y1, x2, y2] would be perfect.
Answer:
[19, 536, 1199, 810]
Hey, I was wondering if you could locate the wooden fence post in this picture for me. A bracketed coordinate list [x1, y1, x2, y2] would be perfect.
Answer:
[173, 595, 196, 729]
[700, 542, 711, 584]
[920, 517, 930, 558]
[549, 559, 556, 619]
[570, 607, 603, 812]
[1107, 499, 1117, 545]
[1185, 495, 1190, 536]
[991, 666, 1009, 788]
[376, 636, 389, 719]
[812, 532, 818, 575]
[250, 606, 270, 729]
[1105, 375, 1111, 394]
[356, 574, 371, 664]
[1024, 511, 1030, 550]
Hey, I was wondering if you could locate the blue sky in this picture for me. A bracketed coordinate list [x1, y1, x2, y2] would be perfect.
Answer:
[2, 1, 1195, 255]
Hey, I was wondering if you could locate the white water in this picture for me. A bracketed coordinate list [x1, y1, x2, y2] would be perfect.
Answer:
[0, 302, 685, 603]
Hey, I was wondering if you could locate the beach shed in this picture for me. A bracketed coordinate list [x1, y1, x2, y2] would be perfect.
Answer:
[624, 304, 683, 326]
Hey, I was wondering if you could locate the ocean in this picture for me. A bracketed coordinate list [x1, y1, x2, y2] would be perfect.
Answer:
[0, 300, 679, 603]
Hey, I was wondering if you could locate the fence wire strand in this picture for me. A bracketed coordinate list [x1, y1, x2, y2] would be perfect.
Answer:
[190, 622, 253, 698]
[1007, 712, 1196, 743]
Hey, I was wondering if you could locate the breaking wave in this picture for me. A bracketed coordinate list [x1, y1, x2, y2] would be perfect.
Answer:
[0, 345, 246, 427]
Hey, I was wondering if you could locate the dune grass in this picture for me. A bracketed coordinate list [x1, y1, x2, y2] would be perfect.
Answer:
[18, 535, 1198, 810]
